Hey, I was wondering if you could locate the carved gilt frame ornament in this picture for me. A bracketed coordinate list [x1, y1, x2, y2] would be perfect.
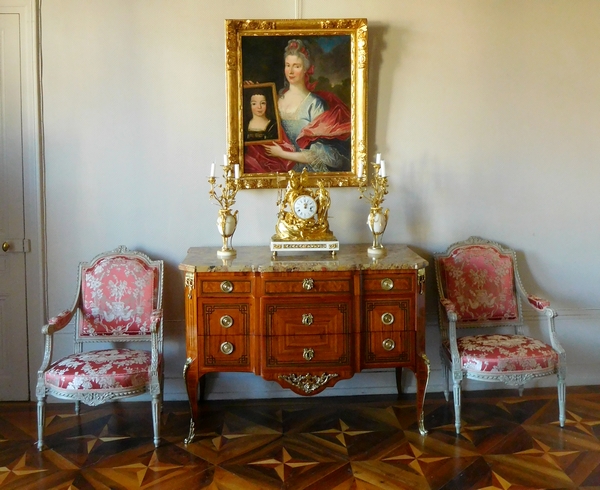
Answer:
[225, 18, 368, 189]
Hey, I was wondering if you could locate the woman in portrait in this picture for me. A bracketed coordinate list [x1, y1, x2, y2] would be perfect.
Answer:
[244, 38, 352, 174]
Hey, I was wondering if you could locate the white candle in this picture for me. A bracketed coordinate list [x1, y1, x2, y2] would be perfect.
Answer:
[234, 164, 240, 180]
[223, 154, 228, 167]
[357, 162, 363, 178]
[210, 162, 215, 177]
[375, 153, 381, 164]
[379, 160, 387, 177]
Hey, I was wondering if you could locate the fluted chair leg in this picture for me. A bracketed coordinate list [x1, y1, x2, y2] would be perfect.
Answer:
[558, 377, 566, 427]
[453, 379, 462, 434]
[36, 399, 45, 450]
[152, 394, 161, 447]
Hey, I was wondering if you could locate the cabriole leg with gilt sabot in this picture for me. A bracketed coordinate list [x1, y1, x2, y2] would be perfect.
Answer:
[415, 354, 431, 435]
[183, 357, 201, 444]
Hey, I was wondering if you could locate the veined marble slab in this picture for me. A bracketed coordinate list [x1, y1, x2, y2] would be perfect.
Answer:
[180, 244, 428, 273]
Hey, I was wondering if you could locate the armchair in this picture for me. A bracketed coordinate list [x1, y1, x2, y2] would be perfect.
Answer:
[433, 236, 566, 434]
[36, 246, 164, 450]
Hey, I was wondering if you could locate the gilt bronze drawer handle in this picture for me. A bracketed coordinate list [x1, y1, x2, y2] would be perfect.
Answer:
[301, 313, 314, 326]
[220, 315, 233, 328]
[302, 278, 314, 290]
[220, 280, 233, 293]
[303, 348, 315, 361]
[381, 312, 395, 325]
[382, 338, 396, 351]
[220, 341, 234, 355]
[381, 278, 394, 291]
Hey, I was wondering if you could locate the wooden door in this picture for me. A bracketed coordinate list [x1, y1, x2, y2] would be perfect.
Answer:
[0, 11, 30, 400]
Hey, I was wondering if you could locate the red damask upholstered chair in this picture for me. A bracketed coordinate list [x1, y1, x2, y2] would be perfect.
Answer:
[36, 246, 164, 450]
[434, 236, 566, 434]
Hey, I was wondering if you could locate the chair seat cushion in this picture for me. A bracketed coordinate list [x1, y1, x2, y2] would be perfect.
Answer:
[44, 348, 157, 392]
[442, 334, 558, 375]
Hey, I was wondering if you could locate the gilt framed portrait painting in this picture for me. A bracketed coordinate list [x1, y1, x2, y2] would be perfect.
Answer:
[225, 18, 368, 189]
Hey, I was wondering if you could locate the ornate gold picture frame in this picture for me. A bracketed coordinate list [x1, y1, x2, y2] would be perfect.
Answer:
[225, 18, 368, 189]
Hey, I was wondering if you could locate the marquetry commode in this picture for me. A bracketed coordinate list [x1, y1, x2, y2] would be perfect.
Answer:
[179, 244, 430, 442]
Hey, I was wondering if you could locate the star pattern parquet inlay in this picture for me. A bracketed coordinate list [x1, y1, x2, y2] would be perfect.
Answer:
[0, 386, 599, 489]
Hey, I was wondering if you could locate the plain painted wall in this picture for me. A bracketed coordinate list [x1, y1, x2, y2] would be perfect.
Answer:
[38, 0, 600, 400]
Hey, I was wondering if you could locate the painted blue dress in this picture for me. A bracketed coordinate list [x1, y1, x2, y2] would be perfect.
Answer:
[279, 92, 350, 172]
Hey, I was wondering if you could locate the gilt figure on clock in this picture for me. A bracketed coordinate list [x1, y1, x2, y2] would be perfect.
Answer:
[271, 169, 339, 256]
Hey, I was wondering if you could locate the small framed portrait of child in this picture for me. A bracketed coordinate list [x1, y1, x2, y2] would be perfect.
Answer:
[243, 83, 282, 145]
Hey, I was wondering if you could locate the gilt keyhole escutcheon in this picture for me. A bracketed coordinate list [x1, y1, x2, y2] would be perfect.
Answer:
[302, 313, 314, 326]
[303, 348, 315, 361]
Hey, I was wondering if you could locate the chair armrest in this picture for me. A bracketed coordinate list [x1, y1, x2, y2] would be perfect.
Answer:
[37, 309, 74, 386]
[43, 309, 76, 335]
[527, 294, 551, 311]
[440, 299, 458, 322]
[149, 309, 163, 333]
[439, 299, 461, 364]
[148, 309, 164, 373]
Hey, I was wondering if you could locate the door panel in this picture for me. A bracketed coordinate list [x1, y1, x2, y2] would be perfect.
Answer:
[0, 12, 29, 400]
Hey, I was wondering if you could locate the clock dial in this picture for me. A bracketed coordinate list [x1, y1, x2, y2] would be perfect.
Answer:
[293, 195, 317, 220]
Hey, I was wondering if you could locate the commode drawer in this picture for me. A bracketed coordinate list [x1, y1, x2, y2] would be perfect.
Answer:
[364, 298, 414, 333]
[263, 300, 351, 367]
[266, 333, 350, 367]
[363, 330, 415, 366]
[262, 271, 352, 295]
[198, 274, 253, 297]
[199, 302, 250, 336]
[363, 272, 415, 294]
[264, 300, 351, 337]
[199, 335, 250, 368]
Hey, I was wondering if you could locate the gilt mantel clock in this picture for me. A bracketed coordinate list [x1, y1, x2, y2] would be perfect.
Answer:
[271, 169, 339, 257]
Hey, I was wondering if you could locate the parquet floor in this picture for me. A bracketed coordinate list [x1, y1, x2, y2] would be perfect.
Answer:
[1, 386, 599, 489]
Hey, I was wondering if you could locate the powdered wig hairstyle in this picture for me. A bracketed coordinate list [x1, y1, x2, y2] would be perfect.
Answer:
[282, 39, 316, 93]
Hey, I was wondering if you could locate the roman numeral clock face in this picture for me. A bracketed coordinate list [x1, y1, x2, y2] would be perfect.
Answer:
[293, 195, 317, 220]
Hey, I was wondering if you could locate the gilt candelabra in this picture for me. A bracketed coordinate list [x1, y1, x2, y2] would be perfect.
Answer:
[358, 154, 389, 257]
[208, 156, 241, 258]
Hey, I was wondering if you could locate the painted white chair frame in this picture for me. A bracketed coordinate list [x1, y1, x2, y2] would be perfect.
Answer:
[433, 236, 566, 434]
[35, 246, 164, 450]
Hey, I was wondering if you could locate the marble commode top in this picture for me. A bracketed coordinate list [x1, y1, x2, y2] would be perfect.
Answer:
[179, 244, 428, 273]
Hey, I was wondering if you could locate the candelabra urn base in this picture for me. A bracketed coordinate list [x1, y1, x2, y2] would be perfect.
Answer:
[367, 245, 387, 257]
[216, 209, 238, 258]
[367, 207, 389, 257]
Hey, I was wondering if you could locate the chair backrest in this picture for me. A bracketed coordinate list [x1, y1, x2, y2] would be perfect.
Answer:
[75, 246, 163, 342]
[434, 237, 524, 328]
